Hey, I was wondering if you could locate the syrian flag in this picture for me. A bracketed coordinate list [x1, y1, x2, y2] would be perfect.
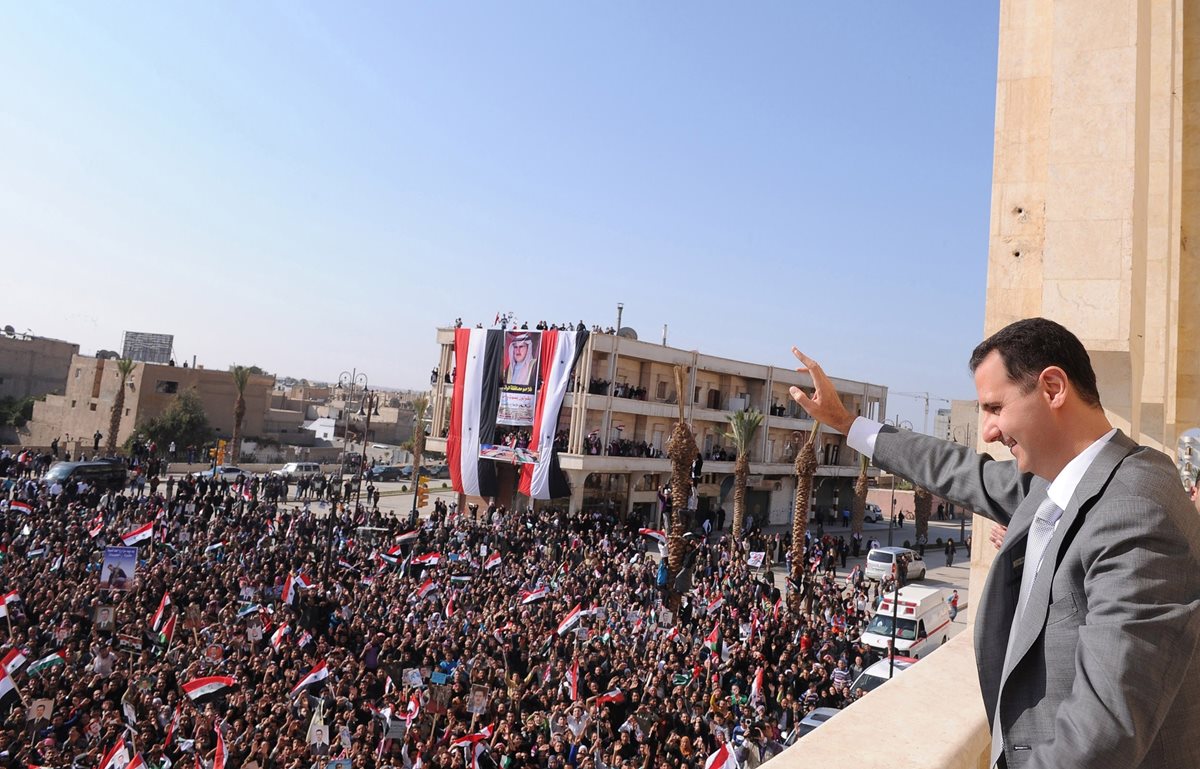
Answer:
[415, 579, 437, 600]
[295, 572, 315, 591]
[520, 587, 549, 605]
[704, 744, 739, 769]
[664, 626, 679, 642]
[0, 668, 20, 711]
[28, 650, 67, 675]
[270, 624, 291, 652]
[377, 552, 400, 569]
[450, 725, 494, 749]
[705, 625, 721, 655]
[99, 737, 132, 769]
[182, 676, 235, 701]
[405, 693, 421, 725]
[706, 596, 724, 614]
[446, 593, 456, 618]
[121, 522, 154, 546]
[151, 592, 171, 632]
[0, 590, 19, 617]
[563, 659, 579, 701]
[483, 552, 502, 571]
[126, 755, 146, 769]
[596, 688, 625, 705]
[281, 574, 297, 605]
[89, 516, 105, 538]
[337, 559, 357, 571]
[205, 541, 225, 554]
[413, 553, 442, 567]
[213, 726, 227, 769]
[163, 706, 180, 749]
[516, 328, 589, 499]
[396, 530, 419, 544]
[556, 604, 583, 636]
[2, 648, 27, 674]
[10, 501, 31, 514]
[638, 528, 667, 545]
[749, 667, 764, 704]
[448, 328, 588, 499]
[290, 660, 329, 696]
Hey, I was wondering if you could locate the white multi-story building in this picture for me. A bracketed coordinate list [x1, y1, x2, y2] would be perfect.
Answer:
[425, 328, 888, 527]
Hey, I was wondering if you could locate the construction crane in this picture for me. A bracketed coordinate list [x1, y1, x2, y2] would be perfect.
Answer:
[892, 391, 952, 435]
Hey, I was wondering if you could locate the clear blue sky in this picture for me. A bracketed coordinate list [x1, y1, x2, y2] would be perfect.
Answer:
[3, 2, 1000, 432]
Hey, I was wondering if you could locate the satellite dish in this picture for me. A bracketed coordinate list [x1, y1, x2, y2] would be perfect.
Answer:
[616, 327, 638, 340]
[2, 325, 13, 336]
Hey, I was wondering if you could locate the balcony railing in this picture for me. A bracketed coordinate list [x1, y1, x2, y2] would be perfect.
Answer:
[775, 629, 990, 768]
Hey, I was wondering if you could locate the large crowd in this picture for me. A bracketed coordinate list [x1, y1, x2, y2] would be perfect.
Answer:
[0, 447, 905, 769]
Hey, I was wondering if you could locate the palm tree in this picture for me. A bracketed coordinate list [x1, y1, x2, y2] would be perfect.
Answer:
[666, 365, 697, 610]
[851, 455, 869, 538]
[914, 485, 933, 546]
[410, 393, 429, 479]
[724, 409, 764, 542]
[789, 423, 820, 595]
[104, 358, 136, 455]
[230, 365, 252, 464]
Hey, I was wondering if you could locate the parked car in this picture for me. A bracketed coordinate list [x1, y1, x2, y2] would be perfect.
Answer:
[864, 546, 928, 582]
[864, 503, 885, 522]
[271, 462, 322, 480]
[849, 656, 918, 695]
[785, 707, 842, 745]
[198, 465, 248, 480]
[427, 464, 450, 479]
[367, 465, 407, 482]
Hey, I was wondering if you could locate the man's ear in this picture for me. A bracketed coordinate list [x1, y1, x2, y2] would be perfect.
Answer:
[1039, 366, 1070, 408]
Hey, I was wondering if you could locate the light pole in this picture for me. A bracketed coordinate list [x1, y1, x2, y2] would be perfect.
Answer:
[616, 302, 624, 332]
[337, 370, 368, 483]
[354, 390, 380, 515]
[883, 416, 913, 546]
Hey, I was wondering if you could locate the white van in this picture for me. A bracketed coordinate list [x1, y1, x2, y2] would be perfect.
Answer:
[859, 585, 951, 659]
[272, 462, 322, 480]
[864, 546, 927, 582]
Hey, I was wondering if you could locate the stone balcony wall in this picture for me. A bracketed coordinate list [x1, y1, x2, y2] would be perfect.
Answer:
[775, 629, 990, 768]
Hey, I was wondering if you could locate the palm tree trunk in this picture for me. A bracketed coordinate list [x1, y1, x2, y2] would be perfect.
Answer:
[231, 397, 246, 464]
[666, 366, 697, 611]
[731, 455, 748, 541]
[105, 386, 126, 455]
[914, 486, 932, 542]
[789, 426, 819, 603]
[851, 456, 868, 537]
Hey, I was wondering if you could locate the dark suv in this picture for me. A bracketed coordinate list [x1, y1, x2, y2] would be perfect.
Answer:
[43, 460, 128, 491]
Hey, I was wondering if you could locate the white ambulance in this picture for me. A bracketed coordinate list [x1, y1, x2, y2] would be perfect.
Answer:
[859, 585, 952, 660]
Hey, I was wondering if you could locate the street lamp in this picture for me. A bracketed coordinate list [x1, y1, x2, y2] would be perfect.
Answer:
[354, 390, 380, 515]
[883, 416, 913, 546]
[337, 370, 368, 482]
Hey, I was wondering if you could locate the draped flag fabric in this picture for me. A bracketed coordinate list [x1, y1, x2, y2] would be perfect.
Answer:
[213, 726, 227, 769]
[704, 744, 739, 769]
[448, 327, 588, 499]
[556, 604, 582, 636]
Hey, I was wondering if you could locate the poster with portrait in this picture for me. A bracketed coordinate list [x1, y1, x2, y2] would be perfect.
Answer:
[100, 547, 138, 591]
[427, 684, 451, 715]
[747, 552, 766, 569]
[496, 331, 540, 426]
[466, 684, 490, 715]
[27, 698, 54, 725]
[92, 604, 116, 631]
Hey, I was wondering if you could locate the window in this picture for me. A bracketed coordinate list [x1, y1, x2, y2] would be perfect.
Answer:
[707, 390, 721, 409]
[89, 403, 97, 411]
[656, 381, 667, 400]
[155, 381, 179, 394]
[694, 387, 701, 404]
[70, 400, 77, 408]
[125, 408, 130, 416]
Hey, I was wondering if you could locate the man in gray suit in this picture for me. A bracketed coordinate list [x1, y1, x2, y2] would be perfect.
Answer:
[790, 318, 1200, 768]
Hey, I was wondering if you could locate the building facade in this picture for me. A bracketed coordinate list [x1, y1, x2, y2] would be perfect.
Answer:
[25, 356, 274, 450]
[426, 328, 888, 524]
[0, 333, 79, 400]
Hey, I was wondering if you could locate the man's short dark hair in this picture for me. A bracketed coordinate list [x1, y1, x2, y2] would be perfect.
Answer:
[969, 317, 1102, 407]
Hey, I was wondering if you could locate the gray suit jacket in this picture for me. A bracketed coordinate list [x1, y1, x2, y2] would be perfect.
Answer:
[874, 427, 1200, 768]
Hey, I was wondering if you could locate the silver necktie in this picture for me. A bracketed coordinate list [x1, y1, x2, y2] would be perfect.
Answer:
[991, 496, 1063, 767]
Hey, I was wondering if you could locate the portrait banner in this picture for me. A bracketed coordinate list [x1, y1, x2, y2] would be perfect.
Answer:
[100, 547, 138, 591]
